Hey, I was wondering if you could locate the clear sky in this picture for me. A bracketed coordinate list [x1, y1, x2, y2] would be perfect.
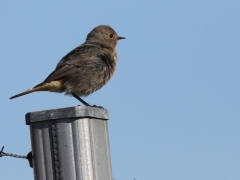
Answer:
[1, 1, 240, 180]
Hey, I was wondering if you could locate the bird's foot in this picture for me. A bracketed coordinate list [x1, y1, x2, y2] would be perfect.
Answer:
[92, 105, 105, 109]
[77, 104, 104, 109]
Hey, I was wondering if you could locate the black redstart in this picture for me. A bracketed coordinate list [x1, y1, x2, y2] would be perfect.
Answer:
[10, 25, 125, 106]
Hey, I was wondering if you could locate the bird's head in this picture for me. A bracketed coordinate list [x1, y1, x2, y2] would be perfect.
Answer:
[86, 25, 125, 50]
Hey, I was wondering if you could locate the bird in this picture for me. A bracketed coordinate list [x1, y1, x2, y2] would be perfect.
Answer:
[10, 25, 125, 107]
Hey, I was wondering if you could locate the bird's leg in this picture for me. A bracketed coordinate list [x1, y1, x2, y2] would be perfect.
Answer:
[71, 93, 104, 109]
[72, 93, 90, 106]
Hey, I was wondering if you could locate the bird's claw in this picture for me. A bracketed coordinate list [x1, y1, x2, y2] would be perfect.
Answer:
[92, 105, 105, 109]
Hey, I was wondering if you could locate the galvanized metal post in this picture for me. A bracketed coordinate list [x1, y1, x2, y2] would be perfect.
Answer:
[25, 106, 112, 180]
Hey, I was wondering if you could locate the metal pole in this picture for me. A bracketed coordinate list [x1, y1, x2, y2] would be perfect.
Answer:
[25, 106, 112, 180]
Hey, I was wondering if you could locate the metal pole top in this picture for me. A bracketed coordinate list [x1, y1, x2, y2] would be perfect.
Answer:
[25, 106, 109, 125]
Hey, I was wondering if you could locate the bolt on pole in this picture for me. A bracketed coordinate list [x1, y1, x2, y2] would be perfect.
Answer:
[26, 106, 112, 180]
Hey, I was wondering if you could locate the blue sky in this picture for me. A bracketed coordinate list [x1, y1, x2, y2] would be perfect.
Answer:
[1, 1, 240, 179]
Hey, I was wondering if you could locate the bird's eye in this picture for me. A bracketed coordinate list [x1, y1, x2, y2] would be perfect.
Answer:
[109, 34, 114, 38]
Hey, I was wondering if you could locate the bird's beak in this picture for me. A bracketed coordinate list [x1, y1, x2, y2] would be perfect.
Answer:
[118, 36, 125, 40]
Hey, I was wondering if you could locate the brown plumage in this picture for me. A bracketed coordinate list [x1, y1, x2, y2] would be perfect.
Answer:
[10, 25, 125, 106]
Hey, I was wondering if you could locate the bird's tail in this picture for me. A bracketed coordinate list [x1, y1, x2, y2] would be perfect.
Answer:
[10, 88, 40, 99]
[10, 81, 63, 99]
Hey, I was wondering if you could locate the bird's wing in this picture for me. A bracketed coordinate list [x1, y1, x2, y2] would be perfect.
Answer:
[56, 44, 102, 67]
[35, 45, 106, 88]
